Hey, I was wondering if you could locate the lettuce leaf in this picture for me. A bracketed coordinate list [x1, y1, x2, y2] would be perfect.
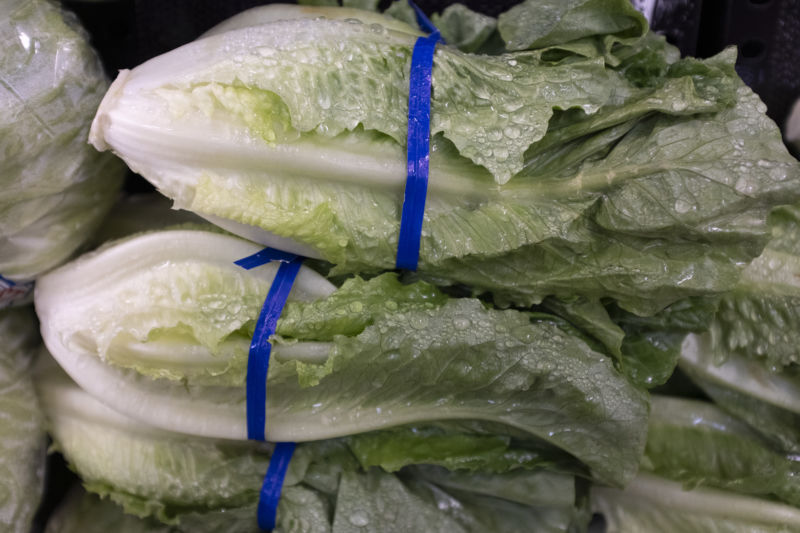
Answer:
[710, 205, 800, 370]
[0, 307, 47, 532]
[680, 333, 800, 455]
[45, 487, 175, 533]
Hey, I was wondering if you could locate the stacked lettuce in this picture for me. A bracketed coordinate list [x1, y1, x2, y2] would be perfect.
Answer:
[593, 204, 800, 530]
[0, 0, 124, 290]
[0, 307, 47, 532]
[26, 1, 800, 531]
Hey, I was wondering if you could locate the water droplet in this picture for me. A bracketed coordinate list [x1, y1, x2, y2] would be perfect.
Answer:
[349, 511, 370, 527]
[453, 317, 470, 330]
[674, 199, 692, 214]
[349, 301, 363, 312]
[671, 100, 687, 112]
[735, 177, 754, 194]
[493, 147, 509, 161]
[385, 300, 398, 311]
[410, 316, 428, 330]
[317, 93, 332, 110]
[454, 361, 472, 375]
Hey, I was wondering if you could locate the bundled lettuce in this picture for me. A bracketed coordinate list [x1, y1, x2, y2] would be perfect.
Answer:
[679, 205, 800, 453]
[592, 473, 800, 533]
[0, 0, 124, 286]
[88, 2, 800, 315]
[34, 226, 648, 487]
[37, 363, 590, 532]
[643, 396, 800, 508]
[590, 395, 800, 529]
[0, 307, 47, 532]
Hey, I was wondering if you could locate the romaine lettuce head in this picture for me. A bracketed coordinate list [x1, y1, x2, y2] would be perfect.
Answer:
[34, 227, 648, 487]
[0, 0, 124, 285]
[680, 333, 800, 455]
[88, 3, 800, 315]
[37, 364, 589, 533]
[644, 396, 800, 508]
[709, 205, 800, 371]
[678, 205, 800, 453]
[592, 473, 800, 533]
[0, 306, 47, 533]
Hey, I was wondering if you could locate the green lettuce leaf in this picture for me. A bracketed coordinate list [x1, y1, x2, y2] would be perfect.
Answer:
[710, 205, 800, 370]
[542, 295, 717, 388]
[45, 487, 175, 533]
[345, 425, 577, 475]
[431, 5, 497, 53]
[407, 465, 577, 508]
[0, 307, 47, 533]
[0, 0, 124, 282]
[677, 203, 800, 454]
[497, 0, 647, 53]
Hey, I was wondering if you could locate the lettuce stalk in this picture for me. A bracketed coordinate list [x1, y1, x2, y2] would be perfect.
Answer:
[592, 473, 800, 533]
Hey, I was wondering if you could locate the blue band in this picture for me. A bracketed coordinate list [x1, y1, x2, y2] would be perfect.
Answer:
[257, 441, 296, 531]
[236, 248, 302, 531]
[235, 248, 303, 440]
[407, 0, 440, 35]
[235, 247, 299, 270]
[0, 274, 34, 310]
[395, 30, 443, 271]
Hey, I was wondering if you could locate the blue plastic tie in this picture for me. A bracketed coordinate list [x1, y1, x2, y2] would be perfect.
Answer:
[235, 247, 298, 270]
[0, 274, 34, 309]
[395, 26, 443, 271]
[257, 442, 296, 531]
[235, 248, 303, 532]
[236, 248, 303, 440]
[407, 0, 440, 35]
